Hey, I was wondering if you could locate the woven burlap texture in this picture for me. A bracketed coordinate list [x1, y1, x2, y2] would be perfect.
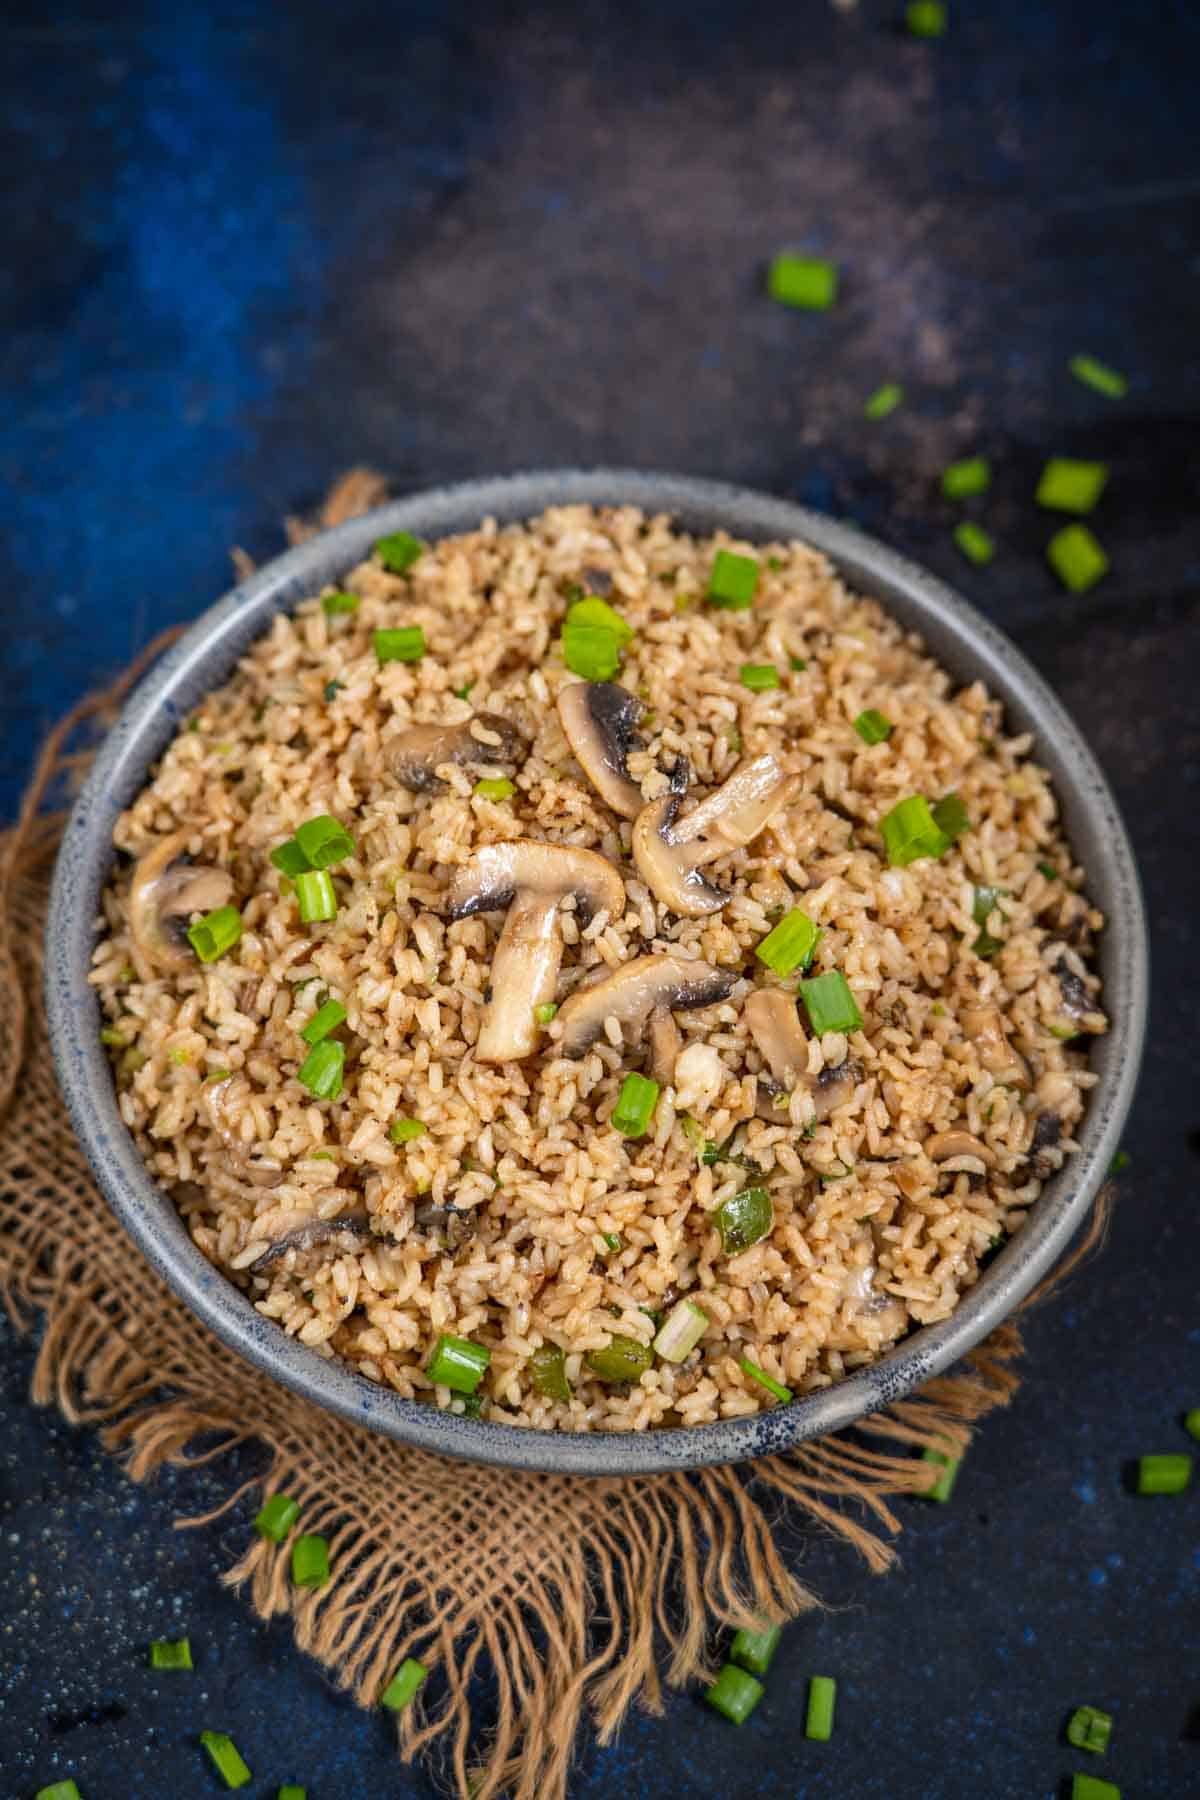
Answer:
[0, 473, 1108, 1800]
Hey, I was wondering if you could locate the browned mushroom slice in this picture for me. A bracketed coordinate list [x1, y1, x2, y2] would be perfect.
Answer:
[555, 954, 737, 1059]
[556, 681, 645, 819]
[247, 1210, 373, 1272]
[448, 841, 625, 1063]
[632, 754, 801, 917]
[827, 1246, 909, 1349]
[128, 830, 235, 974]
[924, 1129, 995, 1171]
[959, 1004, 1031, 1089]
[648, 1010, 683, 1086]
[744, 988, 861, 1121]
[390, 713, 525, 792]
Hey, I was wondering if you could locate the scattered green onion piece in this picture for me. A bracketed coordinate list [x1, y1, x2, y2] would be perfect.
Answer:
[739, 662, 781, 691]
[381, 1658, 429, 1712]
[99, 1026, 126, 1047]
[37, 1783, 83, 1799]
[971, 883, 1007, 956]
[863, 382, 903, 420]
[187, 905, 243, 964]
[300, 998, 347, 1045]
[767, 253, 838, 312]
[389, 1116, 426, 1145]
[740, 1357, 793, 1404]
[755, 909, 821, 976]
[453, 682, 474, 700]
[294, 869, 337, 925]
[530, 1344, 573, 1402]
[167, 1045, 190, 1067]
[1135, 1453, 1191, 1495]
[562, 621, 620, 680]
[600, 1231, 623, 1253]
[297, 1038, 345, 1101]
[941, 456, 991, 498]
[374, 625, 426, 664]
[931, 793, 970, 843]
[679, 1114, 705, 1155]
[278, 1788, 307, 1800]
[921, 1446, 960, 1502]
[254, 1492, 300, 1541]
[805, 1674, 837, 1740]
[906, 1, 946, 35]
[324, 681, 342, 701]
[1037, 457, 1109, 515]
[1037, 861, 1059, 880]
[1069, 354, 1128, 399]
[730, 1622, 782, 1676]
[473, 777, 516, 802]
[799, 970, 863, 1036]
[716, 1186, 774, 1256]
[707, 549, 760, 610]
[534, 1002, 558, 1024]
[611, 1072, 660, 1139]
[460, 1392, 484, 1418]
[200, 1730, 252, 1789]
[1067, 1705, 1113, 1755]
[704, 1662, 763, 1724]
[1070, 1777, 1120, 1800]
[567, 594, 633, 643]
[652, 1298, 709, 1364]
[879, 794, 949, 865]
[374, 530, 423, 574]
[428, 1333, 491, 1395]
[150, 1637, 193, 1670]
[1183, 1409, 1200, 1441]
[789, 655, 807, 671]
[294, 814, 356, 869]
[954, 521, 996, 566]
[270, 839, 312, 878]
[321, 590, 359, 615]
[853, 708, 892, 745]
[1108, 1150, 1131, 1176]
[291, 1534, 330, 1588]
[1047, 524, 1108, 594]
[586, 1334, 653, 1384]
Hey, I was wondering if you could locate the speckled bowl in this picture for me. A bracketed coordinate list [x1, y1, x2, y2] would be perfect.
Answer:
[45, 471, 1147, 1476]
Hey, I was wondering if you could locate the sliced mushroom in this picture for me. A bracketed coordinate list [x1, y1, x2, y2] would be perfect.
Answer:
[812, 1058, 863, 1121]
[828, 1248, 909, 1349]
[413, 1199, 472, 1247]
[128, 830, 234, 973]
[555, 954, 737, 1059]
[246, 1210, 372, 1272]
[648, 1010, 682, 1087]
[390, 713, 524, 793]
[556, 682, 645, 818]
[959, 1004, 1031, 1089]
[744, 989, 860, 1122]
[924, 1129, 995, 1168]
[448, 841, 625, 1063]
[632, 754, 801, 917]
[203, 1076, 284, 1188]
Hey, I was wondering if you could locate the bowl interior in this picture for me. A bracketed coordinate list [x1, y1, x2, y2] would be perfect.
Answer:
[44, 470, 1148, 1476]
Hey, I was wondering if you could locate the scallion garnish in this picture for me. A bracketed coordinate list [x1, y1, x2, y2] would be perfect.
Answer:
[321, 590, 360, 615]
[150, 1637, 193, 1670]
[652, 1297, 709, 1364]
[879, 794, 950, 865]
[473, 777, 516, 801]
[562, 622, 620, 680]
[921, 1445, 960, 1501]
[716, 1186, 773, 1255]
[704, 1662, 764, 1724]
[805, 1674, 837, 1740]
[294, 870, 337, 925]
[799, 970, 862, 1036]
[863, 382, 903, 420]
[611, 1072, 660, 1139]
[294, 814, 355, 869]
[1108, 1150, 1131, 1176]
[99, 1025, 127, 1047]
[388, 1116, 426, 1144]
[707, 548, 760, 609]
[186, 905, 242, 963]
[739, 662, 781, 691]
[374, 530, 423, 574]
[941, 456, 991, 498]
[1047, 524, 1108, 593]
[300, 998, 347, 1045]
[200, 1730, 252, 1788]
[35, 1785, 83, 1800]
[278, 1788, 307, 1800]
[374, 626, 426, 664]
[789, 655, 807, 671]
[1037, 860, 1059, 881]
[1069, 354, 1128, 399]
[755, 908, 821, 976]
[380, 1658, 429, 1711]
[971, 884, 1007, 958]
[1134, 1453, 1191, 1495]
[254, 1492, 300, 1541]
[1036, 457, 1109, 515]
[1070, 1777, 1121, 1800]
[740, 1357, 793, 1405]
[1184, 1409, 1200, 1441]
[601, 1231, 623, 1253]
[271, 840, 312, 878]
[954, 521, 996, 566]
[530, 1344, 572, 1401]
[853, 708, 892, 745]
[585, 1334, 653, 1384]
[767, 253, 838, 312]
[297, 1039, 344, 1100]
[730, 1622, 781, 1676]
[291, 1533, 331, 1588]
[534, 1002, 558, 1024]
[1067, 1705, 1114, 1755]
[427, 1333, 490, 1394]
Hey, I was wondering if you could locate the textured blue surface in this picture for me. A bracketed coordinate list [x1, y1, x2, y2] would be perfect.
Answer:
[3, 1, 1199, 1796]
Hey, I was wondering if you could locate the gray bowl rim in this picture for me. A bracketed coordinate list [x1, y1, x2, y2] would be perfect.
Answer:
[45, 468, 1148, 1477]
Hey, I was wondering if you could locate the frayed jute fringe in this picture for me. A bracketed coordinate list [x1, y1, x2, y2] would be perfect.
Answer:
[0, 475, 1112, 1800]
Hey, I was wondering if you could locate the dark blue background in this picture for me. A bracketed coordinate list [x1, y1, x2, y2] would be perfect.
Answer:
[4, 2, 1198, 1796]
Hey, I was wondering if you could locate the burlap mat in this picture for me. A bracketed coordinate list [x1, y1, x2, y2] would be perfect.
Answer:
[0, 473, 1109, 1800]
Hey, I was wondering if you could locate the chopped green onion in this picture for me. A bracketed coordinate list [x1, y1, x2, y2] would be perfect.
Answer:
[297, 1039, 345, 1101]
[278, 1789, 307, 1800]
[323, 681, 342, 702]
[739, 662, 781, 691]
[567, 595, 633, 643]
[1070, 1777, 1120, 1800]
[294, 870, 337, 925]
[562, 622, 620, 680]
[200, 1730, 252, 1789]
[586, 1334, 653, 1383]
[99, 1025, 127, 1047]
[461, 1392, 484, 1418]
[611, 1072, 660, 1139]
[799, 970, 863, 1036]
[1183, 1409, 1200, 1441]
[921, 1445, 960, 1502]
[879, 794, 950, 865]
[740, 1357, 793, 1405]
[150, 1637, 193, 1670]
[971, 883, 1007, 956]
[321, 590, 359, 615]
[534, 1002, 558, 1024]
[428, 1333, 491, 1394]
[294, 814, 355, 869]
[863, 382, 903, 420]
[853, 708, 892, 745]
[389, 1116, 426, 1144]
[652, 1297, 709, 1364]
[271, 839, 312, 878]
[1135, 1453, 1191, 1495]
[187, 905, 242, 963]
[374, 530, 423, 574]
[453, 681, 474, 700]
[1069, 354, 1128, 399]
[165, 1045, 190, 1068]
[473, 777, 516, 802]
[1037, 861, 1059, 880]
[1067, 1706, 1114, 1755]
[941, 456, 991, 498]
[601, 1231, 623, 1253]
[530, 1344, 572, 1402]
[374, 626, 426, 664]
[1047, 524, 1108, 594]
[716, 1186, 774, 1255]
[931, 792, 970, 843]
[255, 1492, 300, 1541]
[291, 1534, 330, 1588]
[704, 1662, 764, 1724]
[380, 1657, 429, 1711]
[300, 998, 347, 1045]
[35, 1786, 83, 1800]
[1107, 1150, 1131, 1176]
[805, 1675, 837, 1740]
[1037, 457, 1109, 515]
[789, 655, 807, 671]
[767, 253, 838, 312]
[707, 548, 760, 609]
[906, 1, 946, 34]
[954, 521, 996, 566]
[730, 1623, 782, 1676]
[755, 909, 821, 976]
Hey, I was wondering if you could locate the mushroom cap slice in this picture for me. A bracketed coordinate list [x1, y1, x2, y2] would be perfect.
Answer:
[447, 840, 624, 925]
[743, 988, 808, 1091]
[556, 681, 645, 819]
[556, 954, 737, 1058]
[245, 1210, 373, 1272]
[390, 712, 524, 792]
[632, 754, 801, 917]
[632, 795, 726, 917]
[128, 830, 234, 973]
